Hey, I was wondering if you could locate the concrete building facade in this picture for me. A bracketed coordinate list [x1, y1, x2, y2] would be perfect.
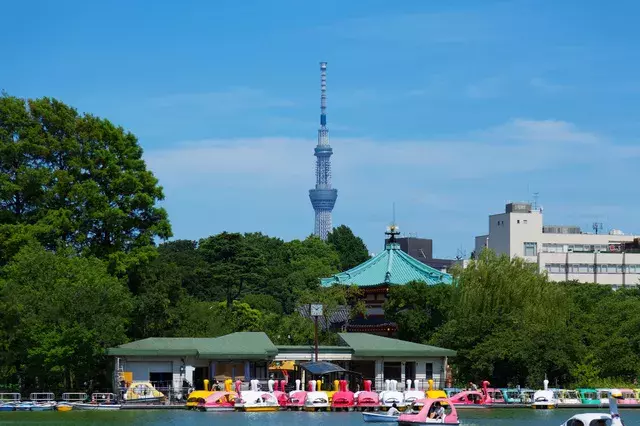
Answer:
[475, 202, 640, 287]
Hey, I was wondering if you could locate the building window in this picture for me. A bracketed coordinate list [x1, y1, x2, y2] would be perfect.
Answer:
[517, 220, 520, 224]
[546, 263, 566, 274]
[425, 363, 433, 380]
[523, 242, 537, 256]
[383, 362, 401, 381]
[523, 220, 528, 224]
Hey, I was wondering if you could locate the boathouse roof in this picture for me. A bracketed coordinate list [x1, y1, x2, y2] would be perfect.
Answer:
[321, 226, 453, 287]
[108, 332, 278, 359]
[338, 333, 456, 358]
[108, 332, 456, 359]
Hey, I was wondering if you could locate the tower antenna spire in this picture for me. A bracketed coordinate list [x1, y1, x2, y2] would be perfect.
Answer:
[309, 62, 338, 240]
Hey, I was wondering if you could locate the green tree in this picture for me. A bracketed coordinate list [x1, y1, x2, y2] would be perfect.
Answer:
[173, 300, 263, 337]
[0, 94, 171, 272]
[432, 249, 576, 385]
[198, 232, 266, 307]
[385, 282, 452, 343]
[241, 294, 283, 315]
[0, 244, 132, 392]
[327, 225, 369, 270]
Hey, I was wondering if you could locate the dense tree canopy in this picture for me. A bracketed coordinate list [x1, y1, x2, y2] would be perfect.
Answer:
[327, 225, 370, 270]
[0, 95, 171, 271]
[0, 244, 131, 392]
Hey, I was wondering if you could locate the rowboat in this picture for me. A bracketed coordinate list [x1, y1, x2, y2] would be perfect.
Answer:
[363, 412, 400, 423]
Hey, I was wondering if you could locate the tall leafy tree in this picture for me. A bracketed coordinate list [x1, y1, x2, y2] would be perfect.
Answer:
[327, 225, 369, 270]
[385, 282, 452, 343]
[0, 244, 132, 392]
[198, 232, 266, 306]
[0, 94, 171, 272]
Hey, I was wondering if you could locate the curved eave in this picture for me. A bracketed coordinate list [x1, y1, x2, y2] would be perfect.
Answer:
[321, 247, 453, 287]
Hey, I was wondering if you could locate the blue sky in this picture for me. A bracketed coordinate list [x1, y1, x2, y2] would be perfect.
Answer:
[2, 0, 640, 258]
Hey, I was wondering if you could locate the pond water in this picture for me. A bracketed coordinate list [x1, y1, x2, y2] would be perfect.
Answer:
[0, 409, 639, 426]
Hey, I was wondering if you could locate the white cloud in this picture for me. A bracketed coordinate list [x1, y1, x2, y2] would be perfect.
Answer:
[146, 118, 608, 192]
[481, 119, 600, 144]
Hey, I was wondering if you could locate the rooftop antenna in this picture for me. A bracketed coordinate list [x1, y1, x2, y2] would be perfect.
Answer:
[386, 203, 400, 245]
[392, 202, 396, 226]
[532, 192, 540, 210]
[456, 247, 468, 261]
[593, 222, 603, 235]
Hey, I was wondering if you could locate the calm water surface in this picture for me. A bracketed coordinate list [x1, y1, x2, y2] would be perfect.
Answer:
[1, 409, 639, 426]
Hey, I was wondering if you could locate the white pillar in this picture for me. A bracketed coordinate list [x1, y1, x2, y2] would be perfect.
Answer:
[415, 362, 426, 390]
[172, 361, 183, 392]
[400, 362, 406, 391]
[375, 360, 384, 391]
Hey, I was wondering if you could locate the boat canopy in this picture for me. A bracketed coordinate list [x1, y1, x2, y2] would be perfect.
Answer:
[300, 361, 347, 375]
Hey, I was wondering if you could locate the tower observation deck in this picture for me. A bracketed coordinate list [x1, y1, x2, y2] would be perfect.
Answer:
[309, 61, 337, 240]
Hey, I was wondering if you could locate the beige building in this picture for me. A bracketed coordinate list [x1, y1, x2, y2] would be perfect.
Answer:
[474, 202, 640, 287]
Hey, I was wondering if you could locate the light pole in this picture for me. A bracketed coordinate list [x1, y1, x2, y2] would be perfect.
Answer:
[310, 304, 323, 362]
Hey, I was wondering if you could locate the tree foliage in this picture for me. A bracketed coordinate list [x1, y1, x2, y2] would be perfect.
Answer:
[0, 244, 131, 392]
[327, 225, 370, 270]
[0, 94, 171, 272]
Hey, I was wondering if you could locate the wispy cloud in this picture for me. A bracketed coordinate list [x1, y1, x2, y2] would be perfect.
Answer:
[481, 119, 600, 144]
[146, 118, 608, 190]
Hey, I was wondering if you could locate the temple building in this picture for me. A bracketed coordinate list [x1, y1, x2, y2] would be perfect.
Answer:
[320, 225, 453, 335]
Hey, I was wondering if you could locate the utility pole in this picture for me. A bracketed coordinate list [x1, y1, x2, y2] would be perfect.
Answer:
[310, 304, 323, 362]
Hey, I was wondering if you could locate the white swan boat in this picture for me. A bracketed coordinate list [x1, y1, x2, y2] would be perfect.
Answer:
[304, 380, 330, 412]
[234, 380, 279, 412]
[380, 380, 406, 411]
[560, 389, 625, 426]
[531, 379, 558, 409]
[403, 380, 424, 406]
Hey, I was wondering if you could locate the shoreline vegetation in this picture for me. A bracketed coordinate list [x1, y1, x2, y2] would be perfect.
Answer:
[1, 95, 639, 394]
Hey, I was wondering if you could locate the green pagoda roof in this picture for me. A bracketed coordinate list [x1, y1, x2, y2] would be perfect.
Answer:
[321, 241, 453, 287]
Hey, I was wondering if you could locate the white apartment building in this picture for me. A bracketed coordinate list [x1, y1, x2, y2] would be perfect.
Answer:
[474, 202, 640, 287]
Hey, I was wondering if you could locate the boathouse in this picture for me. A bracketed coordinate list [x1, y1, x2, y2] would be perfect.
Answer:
[108, 331, 455, 394]
[320, 225, 453, 335]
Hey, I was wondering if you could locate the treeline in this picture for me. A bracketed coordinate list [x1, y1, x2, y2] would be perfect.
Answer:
[384, 250, 640, 388]
[0, 94, 369, 393]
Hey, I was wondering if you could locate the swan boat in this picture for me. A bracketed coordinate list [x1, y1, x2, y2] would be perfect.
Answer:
[286, 379, 306, 410]
[331, 379, 354, 411]
[380, 380, 406, 411]
[531, 379, 558, 409]
[234, 379, 279, 412]
[560, 389, 626, 426]
[304, 380, 330, 412]
[356, 380, 380, 411]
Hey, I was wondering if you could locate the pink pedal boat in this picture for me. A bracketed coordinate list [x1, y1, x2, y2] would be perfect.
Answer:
[398, 398, 460, 426]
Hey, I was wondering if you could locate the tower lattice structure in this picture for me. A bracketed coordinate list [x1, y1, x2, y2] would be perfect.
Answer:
[309, 62, 337, 240]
